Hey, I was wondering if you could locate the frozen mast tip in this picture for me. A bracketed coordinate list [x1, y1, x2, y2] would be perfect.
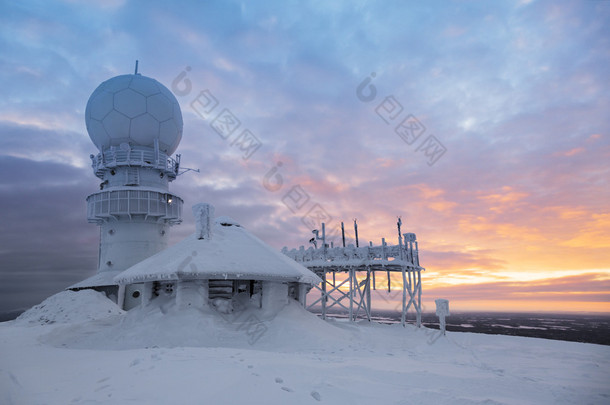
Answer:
[193, 203, 215, 240]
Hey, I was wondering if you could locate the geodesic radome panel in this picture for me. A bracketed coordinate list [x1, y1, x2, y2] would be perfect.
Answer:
[85, 74, 183, 154]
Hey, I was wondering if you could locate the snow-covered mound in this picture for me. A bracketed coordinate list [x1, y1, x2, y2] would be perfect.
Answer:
[2, 292, 609, 404]
[41, 297, 353, 351]
[15, 290, 124, 325]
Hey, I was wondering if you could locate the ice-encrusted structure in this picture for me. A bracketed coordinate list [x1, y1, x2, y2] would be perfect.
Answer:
[193, 203, 214, 240]
[69, 70, 184, 300]
[435, 299, 450, 335]
[68, 69, 320, 316]
[114, 203, 321, 311]
[283, 224, 424, 327]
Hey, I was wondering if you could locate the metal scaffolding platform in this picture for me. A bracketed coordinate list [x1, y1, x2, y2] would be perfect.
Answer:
[282, 220, 424, 327]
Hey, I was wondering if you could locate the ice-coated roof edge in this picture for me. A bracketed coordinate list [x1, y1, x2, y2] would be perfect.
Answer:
[115, 271, 307, 285]
[114, 222, 321, 286]
[68, 271, 123, 290]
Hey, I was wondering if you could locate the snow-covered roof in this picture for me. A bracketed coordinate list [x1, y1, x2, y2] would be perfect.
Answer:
[114, 218, 321, 286]
[69, 271, 123, 290]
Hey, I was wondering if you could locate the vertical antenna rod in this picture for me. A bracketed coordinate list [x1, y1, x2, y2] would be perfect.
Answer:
[397, 217, 402, 239]
[354, 219, 359, 248]
[341, 222, 346, 247]
[134, 60, 139, 75]
[397, 217, 404, 260]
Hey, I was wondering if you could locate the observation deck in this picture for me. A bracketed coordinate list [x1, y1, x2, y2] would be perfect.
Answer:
[90, 146, 180, 180]
[87, 188, 183, 224]
[283, 222, 424, 327]
[282, 234, 421, 274]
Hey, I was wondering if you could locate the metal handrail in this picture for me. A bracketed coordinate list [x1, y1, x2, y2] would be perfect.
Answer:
[282, 244, 420, 267]
[86, 189, 183, 224]
[90, 147, 179, 179]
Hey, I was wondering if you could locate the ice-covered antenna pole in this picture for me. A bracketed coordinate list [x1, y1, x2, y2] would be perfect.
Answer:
[397, 217, 404, 260]
[383, 237, 391, 292]
[312, 223, 327, 256]
[341, 222, 346, 247]
[354, 219, 359, 247]
[134, 60, 139, 75]
[193, 203, 214, 240]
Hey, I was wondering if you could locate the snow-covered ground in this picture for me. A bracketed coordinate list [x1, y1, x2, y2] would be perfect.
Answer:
[1, 291, 609, 404]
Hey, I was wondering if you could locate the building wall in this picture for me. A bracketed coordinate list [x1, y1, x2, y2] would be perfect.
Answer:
[99, 221, 168, 273]
[121, 279, 308, 312]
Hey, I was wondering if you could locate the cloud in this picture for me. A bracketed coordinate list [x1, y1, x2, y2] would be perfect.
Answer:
[423, 249, 507, 274]
[0, 155, 99, 312]
[425, 272, 610, 303]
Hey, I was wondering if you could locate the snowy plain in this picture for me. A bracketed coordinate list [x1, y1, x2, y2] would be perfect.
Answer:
[1, 290, 609, 405]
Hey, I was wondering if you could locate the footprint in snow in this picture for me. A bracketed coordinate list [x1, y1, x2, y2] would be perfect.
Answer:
[281, 386, 293, 392]
[310, 391, 322, 401]
[9, 372, 22, 388]
[275, 377, 283, 383]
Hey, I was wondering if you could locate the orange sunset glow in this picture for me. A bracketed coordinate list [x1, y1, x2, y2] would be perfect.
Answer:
[298, 171, 610, 313]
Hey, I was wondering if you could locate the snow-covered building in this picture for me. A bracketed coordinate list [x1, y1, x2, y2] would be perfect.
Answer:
[69, 67, 320, 314]
[114, 203, 321, 311]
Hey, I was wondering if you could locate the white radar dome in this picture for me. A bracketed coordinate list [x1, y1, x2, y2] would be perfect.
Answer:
[85, 74, 183, 155]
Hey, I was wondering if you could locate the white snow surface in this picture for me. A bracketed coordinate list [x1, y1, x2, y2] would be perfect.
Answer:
[2, 290, 609, 405]
[14, 290, 124, 325]
[114, 223, 321, 286]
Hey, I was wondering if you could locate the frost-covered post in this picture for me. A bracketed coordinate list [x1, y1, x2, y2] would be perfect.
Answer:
[262, 281, 288, 313]
[193, 203, 215, 240]
[117, 284, 126, 309]
[176, 279, 208, 309]
[297, 284, 308, 307]
[140, 282, 153, 307]
[435, 299, 450, 335]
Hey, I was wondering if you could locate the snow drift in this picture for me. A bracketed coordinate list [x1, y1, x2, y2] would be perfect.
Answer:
[15, 290, 124, 325]
[39, 290, 353, 351]
[2, 290, 609, 405]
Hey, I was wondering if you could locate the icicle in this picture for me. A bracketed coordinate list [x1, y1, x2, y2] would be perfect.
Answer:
[192, 203, 215, 240]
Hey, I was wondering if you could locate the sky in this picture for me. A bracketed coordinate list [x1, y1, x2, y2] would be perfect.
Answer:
[0, 0, 608, 316]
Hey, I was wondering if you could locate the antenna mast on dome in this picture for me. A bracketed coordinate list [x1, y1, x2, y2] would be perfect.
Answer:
[134, 60, 139, 75]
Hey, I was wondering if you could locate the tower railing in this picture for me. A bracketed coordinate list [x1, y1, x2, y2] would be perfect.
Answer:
[90, 147, 179, 180]
[282, 244, 420, 268]
[87, 189, 183, 224]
